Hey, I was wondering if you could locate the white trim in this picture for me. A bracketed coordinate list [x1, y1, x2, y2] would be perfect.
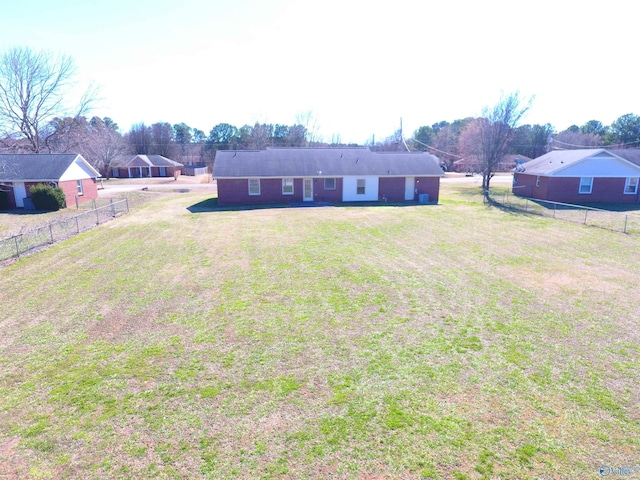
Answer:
[324, 178, 336, 190]
[303, 178, 313, 201]
[282, 178, 294, 195]
[579, 177, 593, 194]
[13, 182, 26, 207]
[404, 177, 415, 201]
[624, 177, 638, 194]
[76, 179, 84, 196]
[248, 178, 261, 195]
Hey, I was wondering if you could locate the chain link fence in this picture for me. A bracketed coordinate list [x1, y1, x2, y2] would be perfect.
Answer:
[0, 199, 129, 262]
[492, 193, 640, 235]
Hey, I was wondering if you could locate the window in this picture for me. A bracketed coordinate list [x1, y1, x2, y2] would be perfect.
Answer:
[248, 179, 260, 195]
[624, 177, 638, 194]
[357, 179, 366, 195]
[324, 178, 336, 190]
[76, 180, 84, 195]
[282, 178, 294, 195]
[535, 176, 540, 187]
[579, 177, 593, 194]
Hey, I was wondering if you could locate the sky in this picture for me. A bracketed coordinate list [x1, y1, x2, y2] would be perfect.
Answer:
[1, 0, 637, 145]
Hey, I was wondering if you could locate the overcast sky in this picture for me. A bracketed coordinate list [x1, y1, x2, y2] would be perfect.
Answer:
[1, 0, 636, 144]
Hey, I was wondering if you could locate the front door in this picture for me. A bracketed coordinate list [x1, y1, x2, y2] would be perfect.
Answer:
[303, 178, 313, 201]
[13, 182, 26, 207]
[405, 177, 415, 201]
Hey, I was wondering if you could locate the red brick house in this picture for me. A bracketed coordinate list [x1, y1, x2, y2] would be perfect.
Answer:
[512, 149, 640, 203]
[213, 147, 444, 206]
[0, 154, 100, 209]
[111, 155, 183, 178]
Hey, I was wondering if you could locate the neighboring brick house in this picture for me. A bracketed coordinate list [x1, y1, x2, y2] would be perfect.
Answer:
[0, 154, 100, 209]
[512, 149, 640, 203]
[111, 155, 183, 178]
[454, 154, 532, 173]
[213, 147, 444, 206]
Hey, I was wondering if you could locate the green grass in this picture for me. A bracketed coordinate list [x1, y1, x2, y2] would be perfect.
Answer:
[0, 184, 639, 478]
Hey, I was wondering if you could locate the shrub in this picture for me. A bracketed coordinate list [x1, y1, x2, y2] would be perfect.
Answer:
[29, 184, 66, 211]
[0, 190, 8, 210]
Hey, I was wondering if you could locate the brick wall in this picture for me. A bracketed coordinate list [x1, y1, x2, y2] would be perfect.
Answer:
[218, 176, 441, 205]
[515, 174, 639, 203]
[416, 177, 440, 203]
[378, 177, 405, 202]
[59, 179, 98, 206]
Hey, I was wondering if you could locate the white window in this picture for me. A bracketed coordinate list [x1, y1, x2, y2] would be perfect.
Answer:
[324, 178, 336, 190]
[624, 177, 638, 194]
[357, 179, 366, 195]
[248, 179, 260, 195]
[282, 178, 294, 195]
[535, 176, 540, 187]
[76, 180, 84, 195]
[579, 177, 593, 194]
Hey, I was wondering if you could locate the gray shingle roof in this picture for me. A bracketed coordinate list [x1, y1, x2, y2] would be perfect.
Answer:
[515, 149, 605, 175]
[0, 154, 97, 181]
[515, 148, 640, 176]
[213, 147, 443, 178]
[609, 149, 640, 166]
[127, 155, 184, 168]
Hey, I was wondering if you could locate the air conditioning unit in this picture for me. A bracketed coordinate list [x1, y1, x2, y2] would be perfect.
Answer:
[418, 193, 429, 203]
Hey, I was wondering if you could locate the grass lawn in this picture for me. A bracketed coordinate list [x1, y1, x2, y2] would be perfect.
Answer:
[1, 183, 638, 479]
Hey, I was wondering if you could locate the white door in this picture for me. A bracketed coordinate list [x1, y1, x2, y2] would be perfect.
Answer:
[405, 177, 415, 201]
[303, 178, 313, 201]
[14, 182, 26, 207]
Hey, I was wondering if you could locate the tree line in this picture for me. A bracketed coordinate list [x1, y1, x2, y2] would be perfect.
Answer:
[2, 47, 640, 187]
[409, 113, 640, 171]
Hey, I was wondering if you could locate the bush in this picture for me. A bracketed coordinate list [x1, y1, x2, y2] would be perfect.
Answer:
[29, 184, 66, 211]
[0, 190, 8, 210]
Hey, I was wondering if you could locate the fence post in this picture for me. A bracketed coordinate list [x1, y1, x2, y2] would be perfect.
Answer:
[95, 206, 100, 225]
[553, 203, 556, 218]
[49, 224, 54, 244]
[110, 198, 115, 217]
[624, 214, 628, 234]
[75, 196, 79, 210]
[76, 216, 80, 234]
[584, 209, 588, 225]
[14, 235, 19, 258]
[93, 199, 96, 210]
[125, 198, 129, 213]
[525, 198, 528, 211]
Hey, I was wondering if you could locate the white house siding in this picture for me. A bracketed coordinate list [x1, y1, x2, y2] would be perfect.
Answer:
[555, 154, 640, 177]
[59, 157, 97, 181]
[13, 182, 26, 207]
[342, 176, 379, 202]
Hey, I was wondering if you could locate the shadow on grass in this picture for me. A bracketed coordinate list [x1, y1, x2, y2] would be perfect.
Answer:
[0, 208, 55, 216]
[187, 198, 440, 213]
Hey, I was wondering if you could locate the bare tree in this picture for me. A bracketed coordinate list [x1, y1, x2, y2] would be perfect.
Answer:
[0, 47, 97, 153]
[295, 110, 322, 145]
[81, 117, 130, 178]
[551, 130, 602, 149]
[475, 92, 531, 193]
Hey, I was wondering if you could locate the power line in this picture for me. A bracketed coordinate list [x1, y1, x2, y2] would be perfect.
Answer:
[410, 137, 463, 159]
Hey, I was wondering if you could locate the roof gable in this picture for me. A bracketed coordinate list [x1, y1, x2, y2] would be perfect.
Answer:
[126, 155, 183, 167]
[213, 147, 443, 178]
[0, 154, 99, 181]
[517, 149, 640, 177]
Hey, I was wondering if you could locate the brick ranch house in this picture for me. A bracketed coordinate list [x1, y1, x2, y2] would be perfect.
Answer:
[512, 149, 640, 203]
[213, 147, 444, 206]
[0, 154, 100, 209]
[111, 155, 183, 178]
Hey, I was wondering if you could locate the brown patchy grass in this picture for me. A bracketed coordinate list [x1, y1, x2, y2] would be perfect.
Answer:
[0, 184, 638, 478]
